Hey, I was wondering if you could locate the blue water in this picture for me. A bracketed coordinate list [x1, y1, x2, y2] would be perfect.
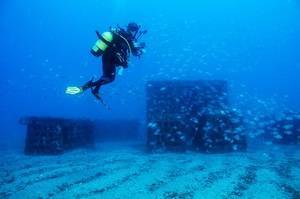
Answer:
[0, 0, 300, 147]
[1, 1, 300, 198]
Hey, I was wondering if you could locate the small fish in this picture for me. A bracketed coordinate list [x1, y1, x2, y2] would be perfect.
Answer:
[284, 131, 293, 135]
[190, 117, 199, 124]
[234, 135, 240, 140]
[274, 134, 283, 139]
[265, 142, 273, 146]
[232, 145, 238, 151]
[148, 122, 157, 129]
[160, 87, 167, 91]
[283, 124, 293, 130]
[286, 117, 293, 121]
[153, 129, 161, 135]
[176, 115, 182, 119]
[180, 136, 185, 140]
[206, 139, 213, 143]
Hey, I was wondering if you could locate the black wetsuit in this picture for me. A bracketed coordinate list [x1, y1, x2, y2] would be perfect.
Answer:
[90, 48, 117, 95]
[83, 29, 138, 96]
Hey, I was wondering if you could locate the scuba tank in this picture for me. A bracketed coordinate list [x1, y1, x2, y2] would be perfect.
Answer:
[90, 31, 113, 57]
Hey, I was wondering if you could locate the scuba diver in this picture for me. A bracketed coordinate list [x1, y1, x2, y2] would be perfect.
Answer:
[66, 22, 146, 103]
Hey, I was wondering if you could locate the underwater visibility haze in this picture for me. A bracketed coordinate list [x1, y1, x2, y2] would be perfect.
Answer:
[0, 0, 300, 198]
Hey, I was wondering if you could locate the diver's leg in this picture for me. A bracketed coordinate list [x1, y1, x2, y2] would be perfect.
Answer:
[81, 77, 95, 91]
[91, 74, 115, 96]
[80, 53, 115, 92]
[91, 54, 116, 98]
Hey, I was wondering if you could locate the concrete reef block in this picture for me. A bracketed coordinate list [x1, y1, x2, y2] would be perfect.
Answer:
[265, 114, 300, 145]
[192, 111, 247, 153]
[146, 80, 247, 153]
[147, 111, 247, 153]
[20, 117, 95, 155]
[147, 80, 229, 121]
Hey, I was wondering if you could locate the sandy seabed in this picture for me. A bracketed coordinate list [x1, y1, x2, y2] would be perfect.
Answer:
[0, 143, 299, 199]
